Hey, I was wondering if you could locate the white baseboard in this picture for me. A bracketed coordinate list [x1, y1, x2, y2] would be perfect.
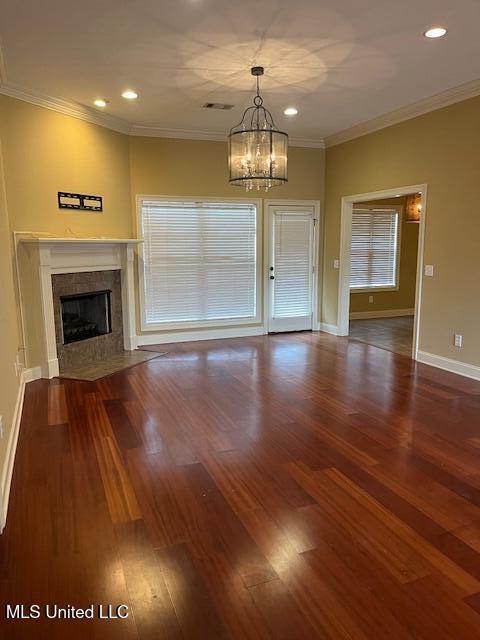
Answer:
[417, 350, 480, 381]
[23, 365, 44, 382]
[138, 325, 267, 346]
[349, 308, 415, 320]
[319, 323, 340, 336]
[124, 334, 138, 350]
[1, 372, 27, 533]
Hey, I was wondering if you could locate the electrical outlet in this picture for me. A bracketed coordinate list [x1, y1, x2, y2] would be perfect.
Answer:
[454, 334, 463, 348]
[333, 259, 340, 269]
[368, 295, 374, 304]
[424, 265, 434, 277]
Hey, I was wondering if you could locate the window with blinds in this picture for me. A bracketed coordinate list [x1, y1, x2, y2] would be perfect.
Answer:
[350, 208, 400, 290]
[139, 199, 258, 327]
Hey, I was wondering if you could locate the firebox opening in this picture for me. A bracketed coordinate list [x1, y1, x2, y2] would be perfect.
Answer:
[60, 290, 112, 344]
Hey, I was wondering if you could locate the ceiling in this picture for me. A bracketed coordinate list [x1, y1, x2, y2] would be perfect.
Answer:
[1, 0, 480, 143]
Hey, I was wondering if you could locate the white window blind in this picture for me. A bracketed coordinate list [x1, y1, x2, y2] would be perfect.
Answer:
[273, 213, 313, 318]
[140, 199, 257, 326]
[350, 208, 399, 290]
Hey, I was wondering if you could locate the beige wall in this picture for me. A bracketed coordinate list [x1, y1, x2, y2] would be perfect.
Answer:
[129, 136, 325, 335]
[0, 96, 324, 366]
[129, 136, 324, 201]
[349, 197, 419, 313]
[324, 94, 480, 365]
[0, 95, 133, 369]
[0, 98, 22, 506]
[0, 95, 132, 238]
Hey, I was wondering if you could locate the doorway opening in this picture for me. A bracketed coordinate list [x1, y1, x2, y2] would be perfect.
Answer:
[337, 185, 427, 359]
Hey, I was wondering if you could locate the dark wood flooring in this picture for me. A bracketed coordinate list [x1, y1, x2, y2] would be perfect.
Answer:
[2, 332, 480, 639]
[349, 316, 414, 356]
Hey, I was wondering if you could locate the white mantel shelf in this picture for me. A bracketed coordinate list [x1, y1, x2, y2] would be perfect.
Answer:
[17, 236, 142, 244]
[16, 234, 141, 379]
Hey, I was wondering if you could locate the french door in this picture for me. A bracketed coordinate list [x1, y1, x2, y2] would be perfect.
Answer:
[267, 202, 318, 332]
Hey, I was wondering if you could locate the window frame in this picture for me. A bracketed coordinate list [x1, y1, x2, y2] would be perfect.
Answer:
[136, 195, 263, 332]
[349, 205, 403, 294]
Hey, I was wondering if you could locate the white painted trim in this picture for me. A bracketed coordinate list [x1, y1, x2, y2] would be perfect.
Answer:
[0, 82, 324, 148]
[131, 125, 227, 142]
[16, 236, 140, 378]
[0, 82, 130, 134]
[23, 366, 43, 382]
[417, 351, 480, 382]
[130, 125, 325, 148]
[264, 200, 321, 333]
[137, 325, 266, 346]
[337, 184, 427, 362]
[1, 372, 26, 533]
[3, 70, 480, 149]
[136, 195, 263, 333]
[349, 308, 415, 320]
[325, 78, 480, 147]
[319, 323, 339, 335]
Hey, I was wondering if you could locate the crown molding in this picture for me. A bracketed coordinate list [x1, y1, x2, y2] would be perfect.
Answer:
[0, 84, 325, 148]
[130, 124, 324, 148]
[325, 78, 480, 148]
[289, 136, 325, 149]
[0, 82, 131, 134]
[130, 125, 227, 142]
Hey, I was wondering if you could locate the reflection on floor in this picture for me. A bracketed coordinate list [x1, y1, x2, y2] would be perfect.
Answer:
[349, 315, 414, 356]
[5, 332, 480, 639]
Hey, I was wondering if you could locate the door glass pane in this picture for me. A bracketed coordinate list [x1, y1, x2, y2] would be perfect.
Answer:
[273, 213, 312, 318]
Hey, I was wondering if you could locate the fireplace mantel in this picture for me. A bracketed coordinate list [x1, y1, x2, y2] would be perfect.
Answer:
[16, 234, 143, 379]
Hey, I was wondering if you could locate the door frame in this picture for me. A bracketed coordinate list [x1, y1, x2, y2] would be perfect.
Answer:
[337, 184, 428, 360]
[264, 199, 321, 333]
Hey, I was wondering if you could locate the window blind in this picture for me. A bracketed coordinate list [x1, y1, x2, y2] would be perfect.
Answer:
[350, 209, 399, 290]
[273, 214, 312, 318]
[140, 200, 257, 326]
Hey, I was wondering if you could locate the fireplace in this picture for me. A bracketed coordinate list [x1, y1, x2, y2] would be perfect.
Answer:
[60, 290, 112, 344]
[51, 270, 124, 372]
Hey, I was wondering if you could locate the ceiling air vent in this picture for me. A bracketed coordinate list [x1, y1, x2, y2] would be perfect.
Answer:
[203, 103, 234, 110]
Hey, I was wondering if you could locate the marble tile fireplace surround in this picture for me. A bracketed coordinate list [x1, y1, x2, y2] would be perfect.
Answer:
[16, 236, 142, 379]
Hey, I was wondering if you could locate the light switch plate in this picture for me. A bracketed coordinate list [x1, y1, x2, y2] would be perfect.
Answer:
[454, 334, 463, 348]
[424, 265, 434, 277]
[333, 259, 340, 269]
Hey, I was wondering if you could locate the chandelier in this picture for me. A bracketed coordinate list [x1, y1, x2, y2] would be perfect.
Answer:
[228, 66, 288, 191]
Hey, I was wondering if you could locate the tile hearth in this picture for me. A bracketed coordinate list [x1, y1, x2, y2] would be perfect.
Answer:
[57, 349, 166, 381]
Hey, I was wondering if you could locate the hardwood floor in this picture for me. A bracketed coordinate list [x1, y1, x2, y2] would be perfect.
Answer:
[349, 316, 414, 356]
[2, 332, 480, 639]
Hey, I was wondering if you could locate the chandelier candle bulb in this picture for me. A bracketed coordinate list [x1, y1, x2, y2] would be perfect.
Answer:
[228, 66, 288, 191]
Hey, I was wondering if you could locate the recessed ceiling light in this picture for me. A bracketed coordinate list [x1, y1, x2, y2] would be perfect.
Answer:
[424, 26, 447, 38]
[284, 107, 298, 116]
[93, 98, 108, 108]
[122, 90, 138, 100]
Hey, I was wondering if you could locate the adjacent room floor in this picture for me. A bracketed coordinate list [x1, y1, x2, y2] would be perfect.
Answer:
[2, 332, 480, 639]
[349, 315, 414, 356]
